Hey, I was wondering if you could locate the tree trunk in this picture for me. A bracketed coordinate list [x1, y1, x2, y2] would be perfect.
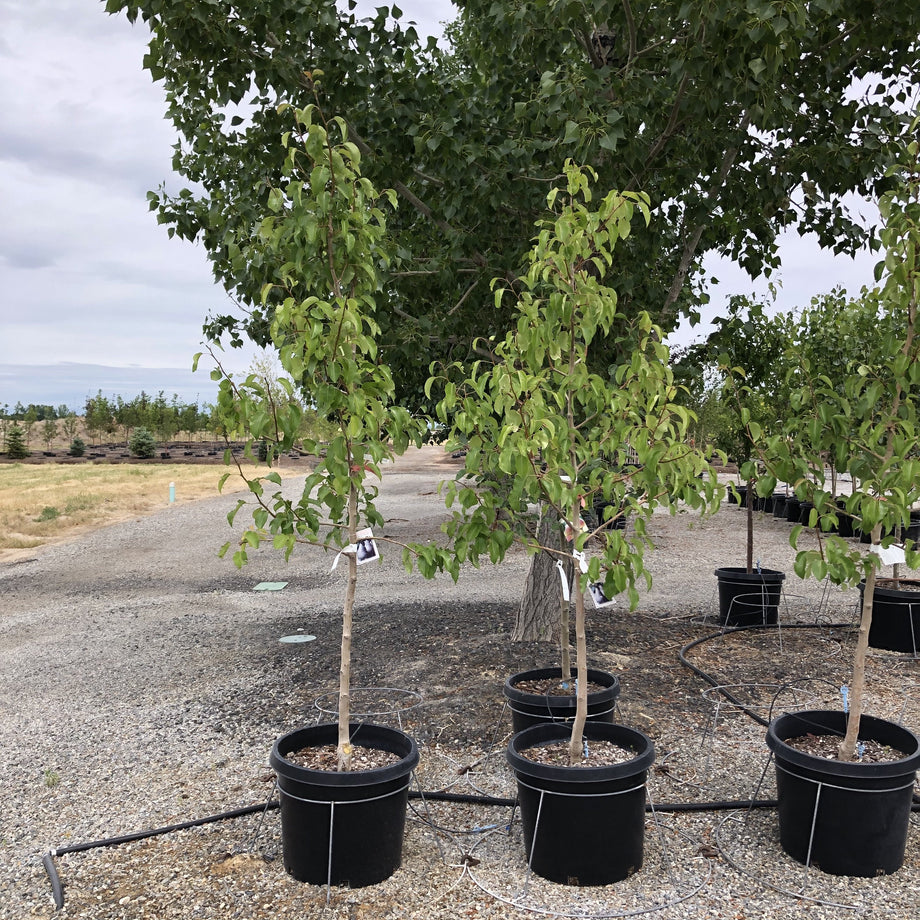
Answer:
[337, 482, 358, 771]
[746, 476, 754, 573]
[513, 505, 572, 645]
[838, 525, 881, 761]
[568, 585, 589, 765]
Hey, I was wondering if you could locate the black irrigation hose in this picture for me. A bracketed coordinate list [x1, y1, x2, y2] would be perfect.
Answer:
[40, 787, 783, 910]
[679, 621, 852, 727]
[42, 800, 281, 910]
[42, 620, 917, 910]
[410, 789, 516, 807]
[679, 620, 920, 812]
[408, 789, 778, 813]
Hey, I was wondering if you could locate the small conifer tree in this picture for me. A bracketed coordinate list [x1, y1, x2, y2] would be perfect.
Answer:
[5, 424, 28, 459]
[129, 427, 157, 459]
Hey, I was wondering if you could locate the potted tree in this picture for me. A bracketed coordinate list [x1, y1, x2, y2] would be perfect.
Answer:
[209, 102, 425, 887]
[427, 163, 721, 885]
[699, 299, 791, 626]
[745, 128, 920, 877]
[503, 477, 621, 734]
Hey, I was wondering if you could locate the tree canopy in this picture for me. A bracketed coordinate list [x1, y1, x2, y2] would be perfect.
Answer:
[107, 0, 920, 404]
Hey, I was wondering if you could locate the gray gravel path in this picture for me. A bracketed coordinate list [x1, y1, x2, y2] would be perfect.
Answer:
[2, 447, 919, 919]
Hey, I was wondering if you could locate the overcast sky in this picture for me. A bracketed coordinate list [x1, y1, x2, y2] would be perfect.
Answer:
[0, 0, 879, 411]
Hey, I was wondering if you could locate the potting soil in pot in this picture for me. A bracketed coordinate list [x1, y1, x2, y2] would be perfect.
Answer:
[282, 744, 402, 770]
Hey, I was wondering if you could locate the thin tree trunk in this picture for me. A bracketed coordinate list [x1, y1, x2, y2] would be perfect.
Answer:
[337, 482, 358, 771]
[746, 476, 754, 573]
[838, 524, 880, 761]
[568, 586, 589, 765]
[560, 595, 571, 683]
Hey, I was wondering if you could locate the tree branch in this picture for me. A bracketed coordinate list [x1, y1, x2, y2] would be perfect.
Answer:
[621, 0, 637, 63]
[658, 112, 752, 326]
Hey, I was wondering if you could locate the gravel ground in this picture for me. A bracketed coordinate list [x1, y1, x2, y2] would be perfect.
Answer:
[2, 446, 920, 919]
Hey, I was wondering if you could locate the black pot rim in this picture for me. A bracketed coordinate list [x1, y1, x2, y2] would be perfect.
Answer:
[503, 667, 620, 706]
[859, 578, 920, 601]
[270, 722, 419, 788]
[507, 721, 654, 784]
[766, 709, 920, 779]
[714, 566, 786, 583]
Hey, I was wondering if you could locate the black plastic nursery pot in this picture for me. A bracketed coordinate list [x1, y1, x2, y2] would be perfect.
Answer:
[835, 500, 855, 538]
[504, 667, 621, 734]
[766, 710, 920, 877]
[507, 721, 655, 886]
[269, 723, 419, 887]
[592, 498, 628, 530]
[860, 579, 920, 654]
[714, 567, 786, 627]
[858, 511, 920, 544]
[771, 494, 788, 519]
[784, 497, 801, 523]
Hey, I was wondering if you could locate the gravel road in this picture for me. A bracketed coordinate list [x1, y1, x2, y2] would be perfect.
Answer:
[2, 446, 919, 919]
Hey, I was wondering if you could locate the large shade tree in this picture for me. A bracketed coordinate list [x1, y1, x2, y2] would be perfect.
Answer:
[108, 0, 920, 376]
[107, 0, 920, 636]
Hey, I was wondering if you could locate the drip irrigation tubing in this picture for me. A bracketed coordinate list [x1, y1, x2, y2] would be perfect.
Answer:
[40, 788, 781, 909]
[43, 620, 919, 910]
[41, 800, 281, 910]
[679, 621, 852, 727]
[679, 620, 920, 812]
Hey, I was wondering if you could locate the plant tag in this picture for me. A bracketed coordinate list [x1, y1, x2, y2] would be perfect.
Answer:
[556, 560, 571, 600]
[354, 527, 379, 565]
[330, 529, 379, 570]
[589, 581, 616, 608]
[870, 543, 906, 565]
[573, 550, 589, 574]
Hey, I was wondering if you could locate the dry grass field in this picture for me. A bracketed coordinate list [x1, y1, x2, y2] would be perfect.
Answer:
[0, 460, 306, 561]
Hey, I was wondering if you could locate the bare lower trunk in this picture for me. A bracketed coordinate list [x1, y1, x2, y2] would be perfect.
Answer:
[568, 586, 589, 765]
[838, 525, 880, 761]
[513, 506, 572, 645]
[337, 484, 358, 771]
[560, 596, 571, 682]
[746, 476, 754, 573]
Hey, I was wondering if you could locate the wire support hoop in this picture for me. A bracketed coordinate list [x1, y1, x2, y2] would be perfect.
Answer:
[312, 687, 424, 726]
[466, 814, 712, 918]
[714, 811, 866, 912]
[713, 745, 920, 911]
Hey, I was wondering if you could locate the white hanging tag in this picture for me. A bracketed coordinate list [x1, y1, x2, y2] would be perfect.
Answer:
[870, 543, 906, 566]
[354, 527, 380, 565]
[331, 544, 358, 571]
[330, 528, 380, 570]
[573, 550, 589, 574]
[556, 561, 571, 601]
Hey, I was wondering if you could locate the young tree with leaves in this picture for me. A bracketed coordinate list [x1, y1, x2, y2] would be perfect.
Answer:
[745, 124, 920, 760]
[209, 102, 427, 771]
[697, 297, 792, 572]
[425, 162, 721, 762]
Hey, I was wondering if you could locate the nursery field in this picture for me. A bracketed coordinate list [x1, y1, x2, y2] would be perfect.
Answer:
[2, 446, 919, 920]
[0, 458, 307, 561]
